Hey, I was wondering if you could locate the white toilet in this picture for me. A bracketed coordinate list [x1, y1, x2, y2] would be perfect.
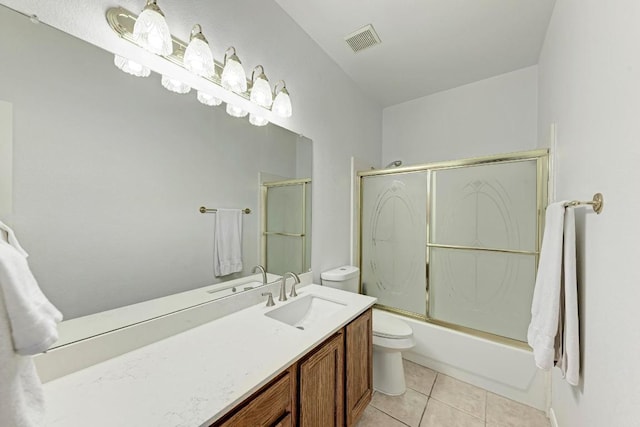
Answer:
[321, 266, 415, 396]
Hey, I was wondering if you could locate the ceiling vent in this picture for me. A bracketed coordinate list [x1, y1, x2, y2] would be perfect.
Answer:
[344, 24, 381, 53]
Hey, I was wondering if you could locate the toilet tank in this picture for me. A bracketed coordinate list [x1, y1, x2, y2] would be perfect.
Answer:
[321, 266, 360, 293]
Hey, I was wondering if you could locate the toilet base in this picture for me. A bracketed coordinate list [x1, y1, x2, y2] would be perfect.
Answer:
[372, 349, 407, 396]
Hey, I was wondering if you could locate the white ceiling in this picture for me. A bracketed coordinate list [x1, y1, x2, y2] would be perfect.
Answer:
[275, 0, 556, 107]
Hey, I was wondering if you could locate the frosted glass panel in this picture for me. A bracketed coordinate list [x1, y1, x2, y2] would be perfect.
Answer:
[361, 172, 427, 315]
[429, 247, 536, 341]
[266, 234, 303, 276]
[266, 185, 303, 234]
[431, 161, 538, 251]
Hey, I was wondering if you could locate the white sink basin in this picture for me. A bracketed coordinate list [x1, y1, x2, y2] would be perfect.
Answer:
[265, 294, 347, 330]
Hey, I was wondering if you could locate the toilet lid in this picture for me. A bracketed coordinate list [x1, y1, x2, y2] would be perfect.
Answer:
[372, 310, 413, 339]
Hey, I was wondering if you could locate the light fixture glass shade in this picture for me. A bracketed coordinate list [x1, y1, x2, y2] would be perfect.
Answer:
[183, 25, 215, 78]
[249, 113, 269, 127]
[197, 91, 222, 106]
[133, 0, 173, 56]
[114, 55, 151, 77]
[221, 48, 247, 93]
[161, 75, 191, 94]
[250, 73, 272, 108]
[226, 103, 248, 118]
[272, 86, 292, 118]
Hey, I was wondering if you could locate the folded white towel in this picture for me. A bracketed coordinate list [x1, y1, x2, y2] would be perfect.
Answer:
[527, 202, 580, 386]
[213, 209, 243, 277]
[0, 221, 63, 426]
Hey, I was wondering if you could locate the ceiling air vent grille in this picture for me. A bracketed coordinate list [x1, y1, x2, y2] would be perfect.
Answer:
[344, 24, 381, 53]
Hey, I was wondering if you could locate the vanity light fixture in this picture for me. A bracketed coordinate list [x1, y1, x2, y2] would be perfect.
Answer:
[183, 24, 215, 78]
[107, 6, 294, 122]
[161, 75, 191, 94]
[226, 103, 248, 118]
[132, 0, 173, 56]
[197, 91, 222, 106]
[249, 65, 273, 108]
[272, 81, 292, 118]
[249, 114, 269, 127]
[114, 55, 151, 77]
[221, 47, 247, 94]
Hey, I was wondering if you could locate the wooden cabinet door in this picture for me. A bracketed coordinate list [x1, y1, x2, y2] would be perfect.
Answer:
[214, 367, 294, 427]
[345, 308, 373, 426]
[299, 331, 344, 427]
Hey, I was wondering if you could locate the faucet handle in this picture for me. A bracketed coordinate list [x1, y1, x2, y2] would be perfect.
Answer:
[261, 292, 275, 307]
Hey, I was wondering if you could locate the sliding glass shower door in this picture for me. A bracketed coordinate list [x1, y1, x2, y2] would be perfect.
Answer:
[360, 171, 428, 316]
[359, 150, 547, 344]
[428, 160, 540, 341]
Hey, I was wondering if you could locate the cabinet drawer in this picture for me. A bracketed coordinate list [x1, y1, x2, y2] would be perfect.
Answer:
[216, 371, 292, 427]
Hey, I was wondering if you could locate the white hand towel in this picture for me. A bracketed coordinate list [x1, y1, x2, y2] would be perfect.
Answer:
[0, 220, 29, 258]
[0, 222, 62, 426]
[527, 202, 566, 370]
[0, 289, 46, 427]
[527, 202, 580, 386]
[213, 209, 243, 277]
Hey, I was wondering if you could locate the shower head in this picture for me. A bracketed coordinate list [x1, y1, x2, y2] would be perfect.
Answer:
[384, 160, 402, 168]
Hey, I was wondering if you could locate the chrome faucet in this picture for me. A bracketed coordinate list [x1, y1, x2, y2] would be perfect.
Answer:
[252, 265, 267, 286]
[283, 272, 301, 298]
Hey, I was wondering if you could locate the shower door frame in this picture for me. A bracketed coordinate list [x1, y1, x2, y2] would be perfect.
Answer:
[356, 149, 549, 348]
[261, 178, 312, 275]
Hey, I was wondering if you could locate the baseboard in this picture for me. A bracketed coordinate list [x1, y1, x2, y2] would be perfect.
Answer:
[549, 407, 559, 427]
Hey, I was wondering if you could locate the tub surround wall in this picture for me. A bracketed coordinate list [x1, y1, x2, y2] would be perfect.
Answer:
[537, 0, 640, 425]
[382, 65, 538, 165]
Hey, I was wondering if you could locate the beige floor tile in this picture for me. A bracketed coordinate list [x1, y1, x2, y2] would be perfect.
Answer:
[404, 360, 437, 396]
[356, 405, 409, 427]
[370, 389, 428, 427]
[486, 393, 550, 427]
[420, 399, 484, 427]
[430, 375, 486, 420]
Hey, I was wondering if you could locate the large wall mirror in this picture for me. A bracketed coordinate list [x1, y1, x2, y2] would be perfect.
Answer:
[0, 5, 312, 346]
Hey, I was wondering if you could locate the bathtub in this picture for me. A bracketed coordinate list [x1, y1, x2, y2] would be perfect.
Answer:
[387, 312, 549, 411]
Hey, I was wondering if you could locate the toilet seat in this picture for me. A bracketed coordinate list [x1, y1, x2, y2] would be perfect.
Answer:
[373, 309, 413, 339]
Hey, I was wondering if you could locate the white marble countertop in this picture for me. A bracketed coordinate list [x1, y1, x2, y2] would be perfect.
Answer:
[43, 285, 376, 427]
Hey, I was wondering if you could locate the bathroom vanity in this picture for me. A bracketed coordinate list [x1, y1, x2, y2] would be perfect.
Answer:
[41, 285, 375, 427]
[213, 308, 372, 427]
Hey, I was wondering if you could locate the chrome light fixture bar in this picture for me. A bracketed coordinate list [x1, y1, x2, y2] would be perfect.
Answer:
[106, 6, 293, 120]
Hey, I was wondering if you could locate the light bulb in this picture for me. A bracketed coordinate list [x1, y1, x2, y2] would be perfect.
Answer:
[161, 75, 191, 94]
[114, 55, 151, 77]
[250, 66, 272, 108]
[132, 0, 173, 56]
[249, 114, 269, 127]
[183, 25, 215, 78]
[221, 47, 247, 93]
[272, 82, 292, 118]
[226, 103, 248, 118]
[197, 91, 222, 106]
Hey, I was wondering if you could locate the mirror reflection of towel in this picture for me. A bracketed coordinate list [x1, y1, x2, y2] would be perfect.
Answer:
[213, 209, 243, 277]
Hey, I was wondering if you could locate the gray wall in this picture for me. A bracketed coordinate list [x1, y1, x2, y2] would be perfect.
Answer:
[538, 0, 640, 425]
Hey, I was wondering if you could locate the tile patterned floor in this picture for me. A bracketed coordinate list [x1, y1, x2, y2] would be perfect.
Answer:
[357, 360, 550, 427]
